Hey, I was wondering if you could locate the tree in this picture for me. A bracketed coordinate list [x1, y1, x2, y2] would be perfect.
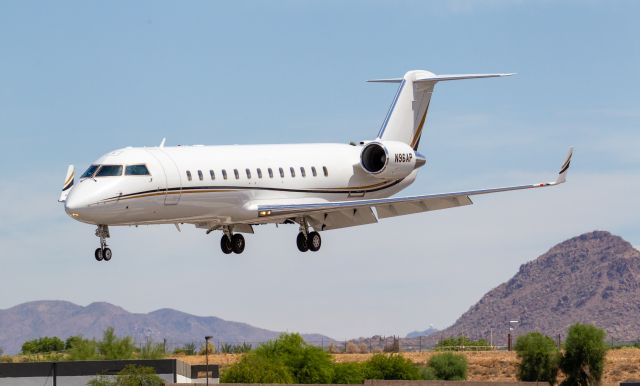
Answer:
[139, 339, 166, 360]
[560, 323, 607, 386]
[222, 333, 334, 384]
[255, 333, 334, 383]
[98, 327, 135, 360]
[333, 362, 365, 384]
[87, 365, 164, 386]
[21, 336, 65, 354]
[173, 342, 196, 355]
[363, 354, 423, 380]
[426, 352, 467, 380]
[65, 335, 84, 350]
[221, 353, 295, 383]
[515, 332, 560, 384]
[68, 337, 99, 360]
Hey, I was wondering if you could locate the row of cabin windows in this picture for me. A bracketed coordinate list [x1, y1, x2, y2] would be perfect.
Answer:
[185, 166, 329, 182]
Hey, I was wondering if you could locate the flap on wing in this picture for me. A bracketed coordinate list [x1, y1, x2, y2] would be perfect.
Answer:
[375, 195, 472, 219]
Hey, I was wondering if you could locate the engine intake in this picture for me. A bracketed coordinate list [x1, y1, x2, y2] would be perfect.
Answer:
[360, 141, 424, 179]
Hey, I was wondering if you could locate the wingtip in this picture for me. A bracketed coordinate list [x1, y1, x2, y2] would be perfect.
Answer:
[555, 147, 574, 184]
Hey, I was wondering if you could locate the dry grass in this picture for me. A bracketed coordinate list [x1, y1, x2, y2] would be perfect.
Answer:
[174, 348, 640, 386]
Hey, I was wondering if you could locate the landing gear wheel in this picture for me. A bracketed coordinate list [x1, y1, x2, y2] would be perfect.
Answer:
[94, 248, 104, 261]
[296, 232, 309, 252]
[231, 234, 245, 254]
[308, 232, 321, 252]
[102, 248, 112, 261]
[220, 235, 233, 254]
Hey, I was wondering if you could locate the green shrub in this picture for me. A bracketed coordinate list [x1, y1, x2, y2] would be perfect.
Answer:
[139, 340, 166, 359]
[21, 336, 65, 354]
[68, 337, 98, 360]
[173, 342, 196, 355]
[221, 354, 294, 383]
[560, 323, 607, 386]
[515, 332, 559, 384]
[363, 354, 422, 380]
[255, 333, 334, 383]
[87, 365, 164, 386]
[426, 352, 467, 380]
[333, 362, 365, 384]
[98, 327, 135, 360]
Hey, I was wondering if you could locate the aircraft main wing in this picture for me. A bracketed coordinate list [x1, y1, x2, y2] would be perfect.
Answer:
[256, 148, 573, 231]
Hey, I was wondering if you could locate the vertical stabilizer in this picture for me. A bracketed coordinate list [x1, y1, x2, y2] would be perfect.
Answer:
[369, 70, 513, 150]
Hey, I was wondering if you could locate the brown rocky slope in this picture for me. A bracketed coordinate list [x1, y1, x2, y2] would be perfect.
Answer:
[438, 231, 640, 344]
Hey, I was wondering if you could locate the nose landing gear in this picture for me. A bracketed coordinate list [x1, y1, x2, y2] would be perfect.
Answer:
[94, 225, 112, 262]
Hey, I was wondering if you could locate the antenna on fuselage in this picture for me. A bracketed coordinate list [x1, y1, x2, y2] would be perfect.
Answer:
[159, 138, 166, 148]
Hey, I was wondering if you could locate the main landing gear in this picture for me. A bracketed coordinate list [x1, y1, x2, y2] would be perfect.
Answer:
[220, 227, 245, 254]
[296, 218, 321, 253]
[94, 225, 112, 262]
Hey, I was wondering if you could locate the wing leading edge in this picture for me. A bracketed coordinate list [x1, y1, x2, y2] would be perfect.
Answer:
[256, 148, 574, 231]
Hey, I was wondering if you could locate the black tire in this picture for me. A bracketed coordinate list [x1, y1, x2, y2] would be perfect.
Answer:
[308, 231, 321, 252]
[102, 248, 112, 261]
[296, 232, 309, 252]
[220, 235, 233, 254]
[95, 248, 103, 261]
[231, 234, 245, 254]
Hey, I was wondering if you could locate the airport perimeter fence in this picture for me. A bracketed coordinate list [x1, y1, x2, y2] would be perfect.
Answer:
[157, 336, 511, 355]
[155, 336, 640, 355]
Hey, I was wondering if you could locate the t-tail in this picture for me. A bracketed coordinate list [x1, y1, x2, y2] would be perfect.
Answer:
[369, 70, 514, 150]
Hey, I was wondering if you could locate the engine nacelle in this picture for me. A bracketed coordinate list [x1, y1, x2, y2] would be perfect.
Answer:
[360, 141, 424, 179]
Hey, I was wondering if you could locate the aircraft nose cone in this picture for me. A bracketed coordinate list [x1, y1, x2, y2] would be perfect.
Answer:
[64, 192, 91, 219]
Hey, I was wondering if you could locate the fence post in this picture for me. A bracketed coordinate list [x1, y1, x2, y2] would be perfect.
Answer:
[507, 333, 512, 351]
[419, 336, 422, 352]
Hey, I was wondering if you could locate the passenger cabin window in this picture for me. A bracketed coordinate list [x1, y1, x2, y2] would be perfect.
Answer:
[198, 170, 203, 181]
[81, 165, 99, 179]
[246, 168, 251, 179]
[311, 166, 317, 177]
[234, 169, 239, 179]
[279, 168, 284, 178]
[210, 170, 215, 180]
[96, 165, 123, 177]
[268, 168, 274, 178]
[125, 164, 150, 176]
[222, 169, 228, 180]
[300, 167, 306, 177]
[323, 166, 328, 177]
[290, 167, 295, 177]
[257, 168, 262, 179]
[186, 170, 192, 181]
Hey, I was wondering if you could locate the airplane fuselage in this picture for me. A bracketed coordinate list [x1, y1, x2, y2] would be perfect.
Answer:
[65, 143, 417, 226]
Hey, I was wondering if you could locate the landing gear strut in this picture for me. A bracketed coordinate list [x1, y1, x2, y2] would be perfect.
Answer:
[220, 227, 245, 254]
[94, 225, 112, 262]
[296, 217, 321, 252]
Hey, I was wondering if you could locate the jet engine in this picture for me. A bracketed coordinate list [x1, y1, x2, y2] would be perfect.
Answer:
[360, 141, 425, 179]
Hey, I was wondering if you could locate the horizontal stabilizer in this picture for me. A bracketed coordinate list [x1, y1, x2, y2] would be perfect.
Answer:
[415, 73, 514, 83]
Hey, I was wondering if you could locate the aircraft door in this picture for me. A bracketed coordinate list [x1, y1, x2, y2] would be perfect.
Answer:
[145, 148, 182, 205]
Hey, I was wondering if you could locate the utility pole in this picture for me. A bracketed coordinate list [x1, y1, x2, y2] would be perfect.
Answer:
[205, 336, 212, 386]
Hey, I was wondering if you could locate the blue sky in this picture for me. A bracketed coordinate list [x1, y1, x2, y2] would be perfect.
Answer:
[1, 0, 639, 340]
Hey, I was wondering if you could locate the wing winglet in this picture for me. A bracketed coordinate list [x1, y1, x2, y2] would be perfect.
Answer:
[555, 147, 574, 184]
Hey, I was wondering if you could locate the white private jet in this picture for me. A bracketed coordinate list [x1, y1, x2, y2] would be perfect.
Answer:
[59, 70, 573, 261]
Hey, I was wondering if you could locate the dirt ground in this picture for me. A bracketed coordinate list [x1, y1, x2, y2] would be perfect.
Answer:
[174, 348, 640, 386]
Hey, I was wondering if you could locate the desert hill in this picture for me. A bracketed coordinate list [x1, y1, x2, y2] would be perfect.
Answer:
[437, 231, 640, 344]
[0, 301, 328, 355]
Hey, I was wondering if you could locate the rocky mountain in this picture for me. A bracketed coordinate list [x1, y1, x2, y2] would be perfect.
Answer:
[437, 231, 640, 344]
[406, 326, 439, 338]
[0, 301, 328, 355]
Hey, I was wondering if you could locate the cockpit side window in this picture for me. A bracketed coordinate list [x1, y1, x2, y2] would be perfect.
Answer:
[80, 165, 99, 179]
[125, 164, 151, 176]
[95, 165, 123, 177]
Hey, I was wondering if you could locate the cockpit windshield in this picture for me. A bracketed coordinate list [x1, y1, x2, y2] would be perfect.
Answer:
[125, 164, 150, 176]
[80, 165, 99, 179]
[95, 165, 123, 177]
